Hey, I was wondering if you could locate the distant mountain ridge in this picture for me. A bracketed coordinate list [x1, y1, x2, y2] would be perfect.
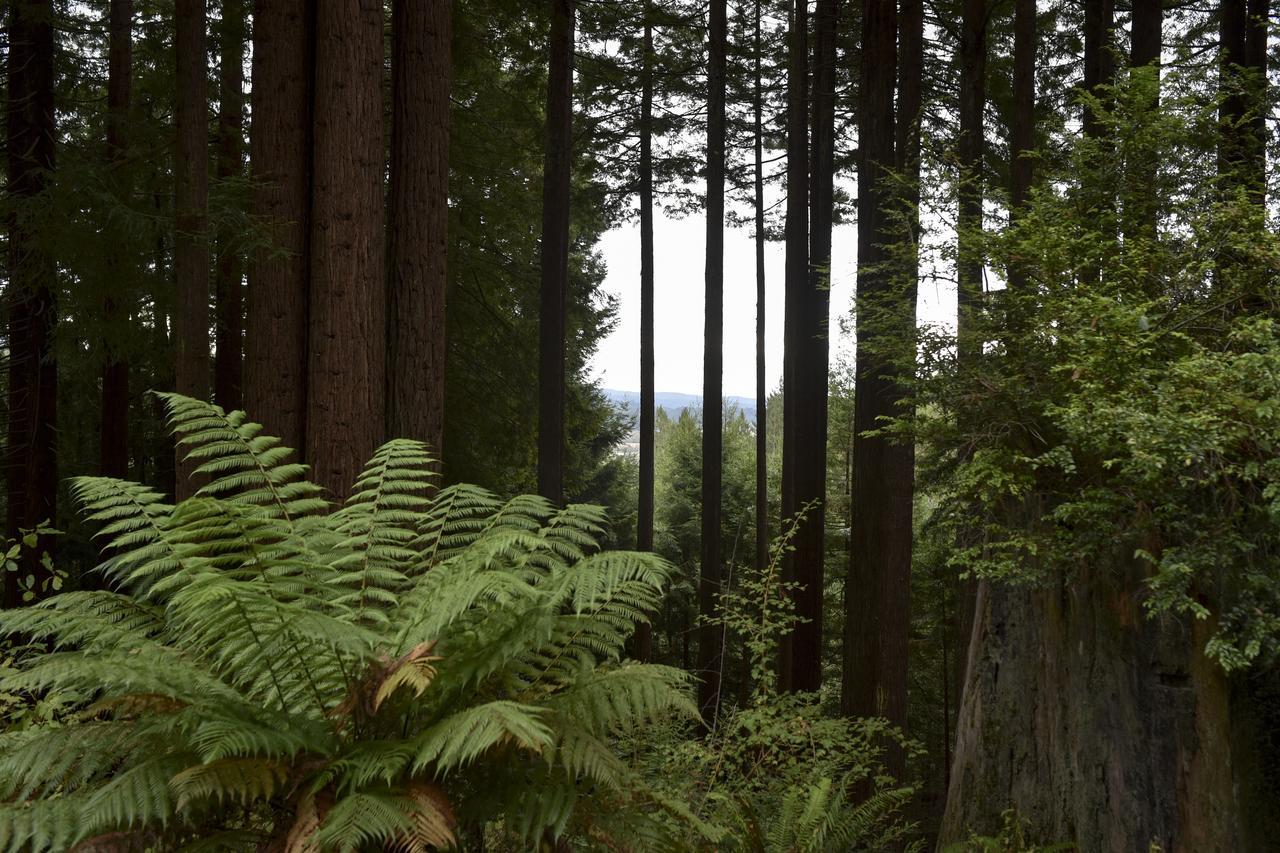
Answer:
[603, 388, 757, 425]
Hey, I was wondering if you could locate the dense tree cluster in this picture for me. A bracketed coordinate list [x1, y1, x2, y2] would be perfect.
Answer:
[2, 0, 1279, 848]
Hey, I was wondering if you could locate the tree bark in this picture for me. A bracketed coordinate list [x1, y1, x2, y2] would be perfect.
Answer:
[777, 0, 807, 693]
[788, 0, 837, 694]
[697, 0, 727, 726]
[752, 0, 768, 596]
[538, 0, 575, 504]
[1082, 0, 1115, 141]
[1008, 0, 1035, 265]
[4, 0, 58, 606]
[174, 0, 211, 499]
[1218, 0, 1268, 203]
[245, 0, 312, 453]
[214, 0, 245, 412]
[956, 0, 986, 367]
[101, 0, 133, 479]
[844, 0, 912, 774]
[307, 0, 387, 500]
[388, 0, 451, 456]
[636, 5, 656, 663]
[941, 556, 1254, 850]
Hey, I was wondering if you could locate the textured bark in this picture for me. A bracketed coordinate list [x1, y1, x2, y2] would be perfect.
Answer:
[101, 0, 133, 479]
[388, 0, 451, 457]
[245, 0, 312, 453]
[787, 0, 837, 694]
[752, 0, 768, 590]
[214, 0, 246, 411]
[697, 0, 727, 726]
[942, 559, 1255, 851]
[1082, 0, 1115, 141]
[4, 0, 58, 606]
[844, 0, 912, 770]
[635, 7, 656, 664]
[777, 0, 807, 693]
[174, 0, 211, 499]
[537, 0, 574, 504]
[307, 0, 387, 500]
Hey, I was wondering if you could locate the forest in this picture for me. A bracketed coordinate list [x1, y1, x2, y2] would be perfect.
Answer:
[1, 0, 1279, 849]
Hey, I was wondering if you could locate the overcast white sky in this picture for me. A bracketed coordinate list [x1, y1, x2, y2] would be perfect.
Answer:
[588, 212, 957, 400]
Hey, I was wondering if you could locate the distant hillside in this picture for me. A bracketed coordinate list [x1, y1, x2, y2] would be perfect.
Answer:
[604, 389, 757, 426]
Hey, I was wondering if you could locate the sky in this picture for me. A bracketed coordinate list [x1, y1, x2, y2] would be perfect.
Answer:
[588, 210, 958, 400]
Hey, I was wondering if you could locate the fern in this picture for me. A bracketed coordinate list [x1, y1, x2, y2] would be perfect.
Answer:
[0, 395, 691, 851]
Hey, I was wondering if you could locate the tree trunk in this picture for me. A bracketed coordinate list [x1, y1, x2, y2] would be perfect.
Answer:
[4, 0, 58, 606]
[174, 0, 211, 499]
[1007, 0, 1035, 291]
[752, 0, 768, 591]
[941, 555, 1257, 850]
[388, 0, 451, 456]
[307, 0, 387, 500]
[245, 0, 312, 453]
[1082, 0, 1115, 141]
[214, 0, 245, 412]
[777, 0, 807, 693]
[1218, 0, 1268, 203]
[844, 0, 912, 774]
[636, 5, 656, 663]
[1124, 0, 1161, 280]
[697, 0, 727, 726]
[537, 0, 574, 504]
[956, 0, 986, 366]
[788, 0, 837, 694]
[101, 0, 133, 479]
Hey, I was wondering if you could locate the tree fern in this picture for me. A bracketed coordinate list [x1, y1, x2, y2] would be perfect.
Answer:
[0, 395, 693, 851]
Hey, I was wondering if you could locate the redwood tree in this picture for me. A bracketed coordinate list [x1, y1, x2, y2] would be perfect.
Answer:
[173, 0, 210, 499]
[777, 0, 807, 692]
[388, 0, 452, 456]
[214, 0, 246, 412]
[307, 0, 387, 499]
[697, 0, 728, 725]
[788, 0, 838, 693]
[5, 0, 58, 605]
[245, 0, 312, 454]
[844, 0, 912, 765]
[636, 5, 656, 663]
[538, 0, 575, 504]
[100, 0, 133, 479]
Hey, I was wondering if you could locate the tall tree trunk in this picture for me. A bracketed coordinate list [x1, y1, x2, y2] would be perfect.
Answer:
[956, 0, 986, 367]
[101, 0, 133, 478]
[174, 0, 210, 499]
[213, 0, 245, 411]
[4, 0, 58, 606]
[1218, 0, 1268, 203]
[1008, 0, 1035, 289]
[538, 0, 574, 504]
[752, 0, 768, 592]
[245, 0, 312, 453]
[777, 0, 807, 693]
[845, 0, 912, 774]
[388, 0, 451, 455]
[788, 0, 837, 694]
[636, 5, 656, 663]
[307, 0, 387, 500]
[697, 0, 727, 726]
[1082, 0, 1115, 141]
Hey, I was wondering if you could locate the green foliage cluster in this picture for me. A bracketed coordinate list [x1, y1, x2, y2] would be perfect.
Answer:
[912, 66, 1280, 670]
[0, 396, 696, 851]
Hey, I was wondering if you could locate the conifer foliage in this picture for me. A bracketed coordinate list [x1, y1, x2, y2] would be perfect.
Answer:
[0, 396, 694, 851]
